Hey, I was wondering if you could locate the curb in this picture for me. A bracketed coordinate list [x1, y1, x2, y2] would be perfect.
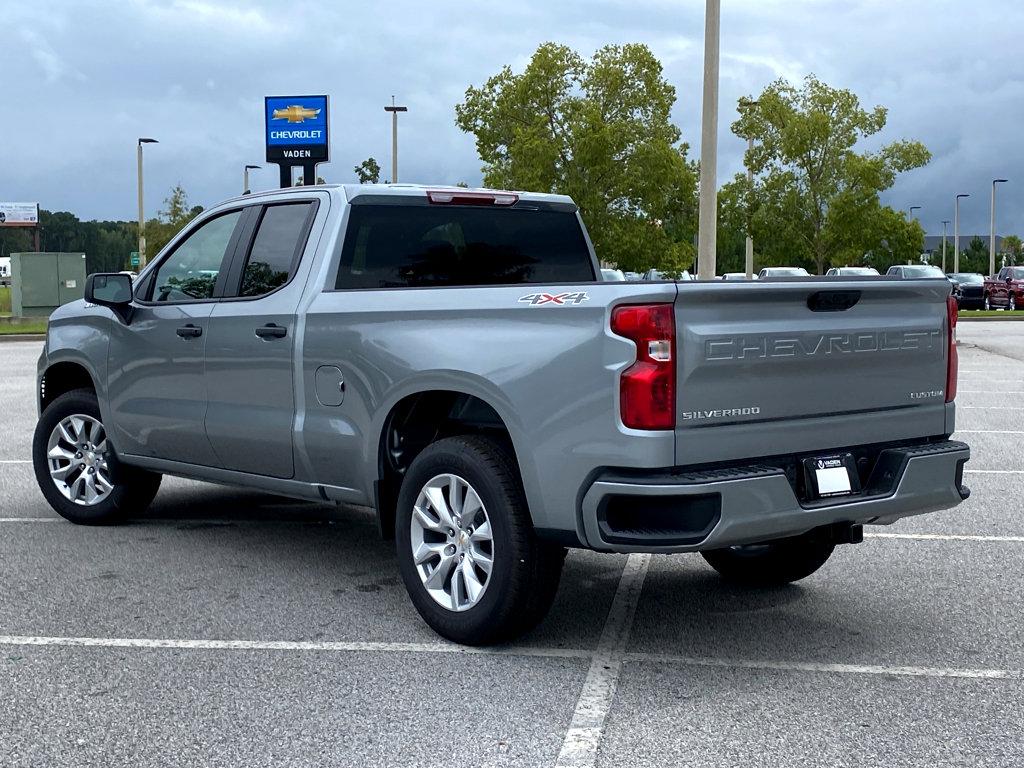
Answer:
[0, 334, 46, 342]
[958, 316, 1024, 322]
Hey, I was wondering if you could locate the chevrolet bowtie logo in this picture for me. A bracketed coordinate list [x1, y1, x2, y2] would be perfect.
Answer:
[271, 105, 321, 123]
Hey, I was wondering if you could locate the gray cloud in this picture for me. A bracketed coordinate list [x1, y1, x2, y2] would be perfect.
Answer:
[4, 0, 1022, 237]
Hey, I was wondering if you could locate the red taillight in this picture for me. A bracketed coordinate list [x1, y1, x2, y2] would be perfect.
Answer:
[946, 294, 958, 402]
[611, 304, 676, 430]
[426, 190, 518, 206]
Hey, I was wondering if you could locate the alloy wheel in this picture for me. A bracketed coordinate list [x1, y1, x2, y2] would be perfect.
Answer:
[409, 473, 495, 612]
[46, 414, 114, 506]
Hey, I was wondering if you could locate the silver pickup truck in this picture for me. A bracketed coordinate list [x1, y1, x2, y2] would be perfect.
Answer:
[33, 184, 970, 644]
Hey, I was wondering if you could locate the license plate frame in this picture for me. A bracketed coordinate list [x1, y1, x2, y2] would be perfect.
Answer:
[802, 453, 860, 499]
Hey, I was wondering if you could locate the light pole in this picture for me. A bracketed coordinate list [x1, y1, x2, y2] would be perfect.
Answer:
[941, 219, 950, 272]
[909, 206, 921, 219]
[954, 193, 969, 273]
[137, 137, 158, 268]
[384, 96, 408, 183]
[696, 0, 721, 280]
[739, 98, 759, 279]
[990, 178, 1008, 277]
[244, 164, 261, 194]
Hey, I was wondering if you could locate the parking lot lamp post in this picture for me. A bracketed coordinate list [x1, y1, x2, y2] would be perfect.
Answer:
[909, 206, 921, 219]
[696, 0, 721, 280]
[991, 179, 1008, 277]
[137, 138, 158, 268]
[244, 164, 261, 194]
[941, 220, 950, 273]
[954, 194, 969, 273]
[384, 97, 408, 184]
[739, 98, 759, 279]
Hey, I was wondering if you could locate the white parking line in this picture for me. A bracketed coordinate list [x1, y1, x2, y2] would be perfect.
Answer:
[624, 653, 1022, 681]
[0, 634, 592, 660]
[959, 390, 1024, 394]
[0, 518, 60, 523]
[0, 460, 31, 464]
[955, 430, 1024, 434]
[555, 553, 650, 768]
[866, 533, 1024, 543]
[959, 406, 1024, 410]
[964, 469, 1024, 474]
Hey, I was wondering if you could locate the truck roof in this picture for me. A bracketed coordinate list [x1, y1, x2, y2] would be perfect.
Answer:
[217, 183, 574, 208]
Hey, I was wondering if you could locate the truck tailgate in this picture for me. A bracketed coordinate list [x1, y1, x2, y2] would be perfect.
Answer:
[673, 279, 953, 466]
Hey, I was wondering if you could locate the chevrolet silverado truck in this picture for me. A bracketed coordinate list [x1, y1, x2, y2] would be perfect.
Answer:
[983, 266, 1024, 311]
[33, 184, 970, 644]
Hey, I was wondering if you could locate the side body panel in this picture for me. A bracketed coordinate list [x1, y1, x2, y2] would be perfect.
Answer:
[298, 279, 678, 532]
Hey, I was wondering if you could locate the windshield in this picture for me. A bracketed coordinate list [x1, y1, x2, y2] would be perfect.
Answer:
[900, 265, 945, 278]
[838, 267, 879, 276]
[1011, 268, 1024, 280]
[951, 273, 983, 284]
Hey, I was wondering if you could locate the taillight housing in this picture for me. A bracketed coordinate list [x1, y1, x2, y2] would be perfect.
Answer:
[611, 303, 676, 430]
[946, 294, 958, 402]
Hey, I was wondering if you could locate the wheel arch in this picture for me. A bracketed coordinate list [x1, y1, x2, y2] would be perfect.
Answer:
[373, 383, 532, 540]
[40, 360, 99, 414]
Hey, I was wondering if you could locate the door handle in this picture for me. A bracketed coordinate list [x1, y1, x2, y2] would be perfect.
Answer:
[254, 323, 287, 339]
[176, 324, 202, 338]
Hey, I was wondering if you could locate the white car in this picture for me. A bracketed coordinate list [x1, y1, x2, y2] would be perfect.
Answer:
[758, 267, 811, 279]
[600, 268, 626, 282]
[720, 272, 757, 280]
[825, 267, 880, 277]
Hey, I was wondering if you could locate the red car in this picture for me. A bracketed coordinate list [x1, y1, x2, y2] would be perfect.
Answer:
[983, 266, 1024, 311]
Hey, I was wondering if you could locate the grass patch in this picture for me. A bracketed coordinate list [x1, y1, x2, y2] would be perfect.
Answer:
[959, 309, 1024, 318]
[0, 319, 47, 335]
[0, 286, 10, 314]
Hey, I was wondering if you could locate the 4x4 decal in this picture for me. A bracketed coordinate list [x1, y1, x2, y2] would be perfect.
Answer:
[517, 291, 590, 306]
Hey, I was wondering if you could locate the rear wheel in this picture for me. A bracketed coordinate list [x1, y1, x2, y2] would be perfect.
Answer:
[701, 529, 835, 586]
[395, 435, 565, 645]
[33, 389, 161, 525]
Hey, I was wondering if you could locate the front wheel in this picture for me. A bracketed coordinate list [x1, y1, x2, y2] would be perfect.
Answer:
[395, 435, 566, 645]
[701, 529, 835, 586]
[33, 389, 162, 525]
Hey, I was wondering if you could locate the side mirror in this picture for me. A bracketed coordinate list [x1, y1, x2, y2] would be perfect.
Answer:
[85, 273, 133, 315]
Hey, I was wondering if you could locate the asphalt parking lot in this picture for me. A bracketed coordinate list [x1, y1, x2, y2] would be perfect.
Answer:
[2, 322, 1023, 767]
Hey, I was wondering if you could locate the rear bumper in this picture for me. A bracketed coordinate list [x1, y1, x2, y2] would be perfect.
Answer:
[580, 440, 970, 554]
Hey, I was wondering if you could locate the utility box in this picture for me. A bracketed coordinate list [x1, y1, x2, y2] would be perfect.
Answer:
[11, 252, 87, 317]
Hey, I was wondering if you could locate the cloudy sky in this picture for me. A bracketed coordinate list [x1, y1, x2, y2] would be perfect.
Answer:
[4, 0, 1023, 236]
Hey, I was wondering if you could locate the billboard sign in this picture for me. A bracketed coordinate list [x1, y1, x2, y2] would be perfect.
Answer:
[0, 202, 40, 226]
[265, 95, 329, 163]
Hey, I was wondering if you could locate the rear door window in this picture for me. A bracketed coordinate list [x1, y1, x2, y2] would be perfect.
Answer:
[335, 204, 594, 289]
[238, 202, 315, 297]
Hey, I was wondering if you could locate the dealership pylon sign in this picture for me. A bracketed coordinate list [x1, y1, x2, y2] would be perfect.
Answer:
[265, 95, 329, 188]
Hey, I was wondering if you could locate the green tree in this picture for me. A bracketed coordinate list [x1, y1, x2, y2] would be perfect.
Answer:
[354, 157, 381, 184]
[958, 236, 989, 274]
[733, 75, 930, 274]
[1002, 234, 1021, 266]
[456, 42, 698, 272]
[147, 184, 202, 256]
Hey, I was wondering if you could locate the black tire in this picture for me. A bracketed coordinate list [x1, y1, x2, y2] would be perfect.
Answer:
[701, 529, 835, 586]
[33, 388, 161, 525]
[395, 435, 566, 645]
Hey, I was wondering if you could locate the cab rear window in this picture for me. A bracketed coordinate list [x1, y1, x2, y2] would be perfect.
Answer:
[334, 205, 594, 289]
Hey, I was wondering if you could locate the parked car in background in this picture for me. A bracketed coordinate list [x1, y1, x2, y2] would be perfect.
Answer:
[946, 272, 985, 310]
[886, 265, 946, 279]
[623, 271, 642, 281]
[601, 268, 626, 282]
[643, 268, 693, 281]
[826, 266, 880, 277]
[720, 272, 756, 280]
[758, 267, 811, 279]
[983, 266, 1024, 310]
